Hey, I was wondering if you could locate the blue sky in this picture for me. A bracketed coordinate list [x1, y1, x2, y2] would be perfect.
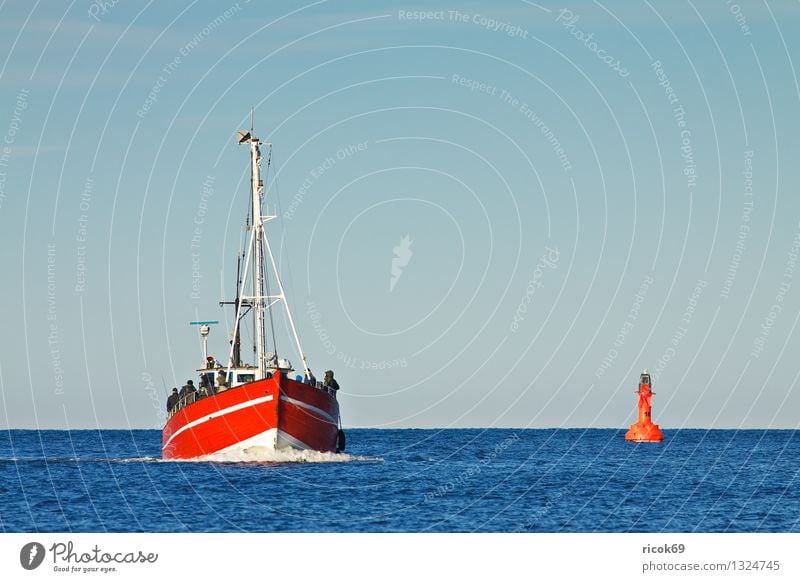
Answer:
[0, 0, 799, 429]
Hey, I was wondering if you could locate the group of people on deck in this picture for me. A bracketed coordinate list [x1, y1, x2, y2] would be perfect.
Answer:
[166, 368, 339, 413]
[165, 372, 231, 413]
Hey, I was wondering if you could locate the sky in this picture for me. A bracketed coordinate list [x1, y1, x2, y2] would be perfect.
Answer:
[0, 0, 799, 430]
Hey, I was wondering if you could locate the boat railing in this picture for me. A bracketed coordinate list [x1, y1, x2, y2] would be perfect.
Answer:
[293, 375, 338, 399]
[167, 376, 338, 420]
[313, 382, 338, 399]
[167, 388, 214, 419]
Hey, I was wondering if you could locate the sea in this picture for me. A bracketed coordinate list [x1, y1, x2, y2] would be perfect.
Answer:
[0, 428, 798, 533]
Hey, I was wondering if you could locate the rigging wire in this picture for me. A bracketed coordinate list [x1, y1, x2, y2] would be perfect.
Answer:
[269, 149, 303, 363]
[263, 146, 280, 359]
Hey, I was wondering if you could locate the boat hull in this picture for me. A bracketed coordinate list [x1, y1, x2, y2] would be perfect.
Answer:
[162, 373, 339, 460]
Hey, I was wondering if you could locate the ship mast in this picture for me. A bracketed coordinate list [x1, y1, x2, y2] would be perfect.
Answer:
[250, 133, 268, 377]
[229, 127, 311, 381]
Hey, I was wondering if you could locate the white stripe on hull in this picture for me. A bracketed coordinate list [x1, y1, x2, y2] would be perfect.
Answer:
[280, 395, 338, 425]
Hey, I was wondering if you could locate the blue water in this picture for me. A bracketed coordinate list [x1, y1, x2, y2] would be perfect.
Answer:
[0, 429, 798, 532]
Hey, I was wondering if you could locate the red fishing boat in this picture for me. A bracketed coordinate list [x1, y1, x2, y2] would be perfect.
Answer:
[162, 127, 345, 460]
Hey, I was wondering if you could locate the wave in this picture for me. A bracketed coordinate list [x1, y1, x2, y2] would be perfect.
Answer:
[0, 451, 382, 464]
[182, 446, 382, 464]
[2, 456, 163, 464]
[115, 456, 162, 463]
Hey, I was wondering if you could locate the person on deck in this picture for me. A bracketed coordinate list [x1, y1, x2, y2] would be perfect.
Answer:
[179, 380, 196, 399]
[216, 371, 229, 392]
[199, 372, 215, 396]
[304, 369, 317, 386]
[323, 370, 339, 396]
[167, 388, 179, 412]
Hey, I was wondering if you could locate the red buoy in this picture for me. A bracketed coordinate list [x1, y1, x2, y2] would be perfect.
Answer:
[625, 369, 663, 442]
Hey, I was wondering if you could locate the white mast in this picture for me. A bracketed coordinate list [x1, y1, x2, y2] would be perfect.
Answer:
[229, 128, 311, 381]
[250, 134, 268, 378]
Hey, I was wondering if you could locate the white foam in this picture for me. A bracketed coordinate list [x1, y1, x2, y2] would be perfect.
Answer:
[177, 446, 382, 464]
[116, 457, 161, 463]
